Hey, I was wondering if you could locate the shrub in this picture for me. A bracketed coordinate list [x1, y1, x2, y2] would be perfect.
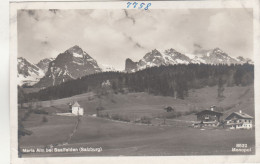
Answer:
[164, 106, 174, 112]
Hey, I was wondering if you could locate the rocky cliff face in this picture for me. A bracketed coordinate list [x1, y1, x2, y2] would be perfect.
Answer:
[125, 58, 138, 72]
[34, 45, 102, 88]
[36, 58, 55, 73]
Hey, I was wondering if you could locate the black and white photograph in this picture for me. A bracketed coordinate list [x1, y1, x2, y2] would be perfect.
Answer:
[10, 1, 260, 161]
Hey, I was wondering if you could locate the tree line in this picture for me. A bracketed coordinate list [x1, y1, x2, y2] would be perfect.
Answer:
[19, 63, 254, 103]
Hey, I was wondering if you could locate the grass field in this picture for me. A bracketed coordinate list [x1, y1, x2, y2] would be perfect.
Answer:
[20, 115, 77, 146]
[21, 116, 255, 157]
[19, 85, 255, 156]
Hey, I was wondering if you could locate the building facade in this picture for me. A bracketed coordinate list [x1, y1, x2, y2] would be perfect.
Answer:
[225, 110, 253, 129]
[71, 101, 84, 116]
[195, 106, 223, 127]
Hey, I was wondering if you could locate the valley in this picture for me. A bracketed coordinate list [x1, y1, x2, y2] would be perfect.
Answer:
[18, 85, 255, 156]
[17, 45, 255, 157]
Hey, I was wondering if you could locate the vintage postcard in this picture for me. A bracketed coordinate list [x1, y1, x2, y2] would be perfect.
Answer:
[10, 0, 260, 163]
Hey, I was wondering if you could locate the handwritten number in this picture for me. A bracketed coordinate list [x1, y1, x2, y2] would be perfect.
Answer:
[127, 2, 151, 10]
[133, 2, 138, 8]
[144, 3, 151, 10]
[127, 2, 132, 8]
[139, 3, 145, 9]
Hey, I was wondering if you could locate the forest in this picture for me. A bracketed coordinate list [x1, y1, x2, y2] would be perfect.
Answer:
[18, 63, 254, 104]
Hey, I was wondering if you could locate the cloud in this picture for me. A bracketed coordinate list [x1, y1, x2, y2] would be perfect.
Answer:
[205, 9, 253, 56]
[18, 9, 253, 70]
[208, 12, 235, 32]
[123, 33, 145, 49]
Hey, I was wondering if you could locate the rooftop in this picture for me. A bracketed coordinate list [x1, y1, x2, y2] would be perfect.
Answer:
[195, 109, 223, 115]
[72, 101, 81, 107]
[233, 112, 253, 119]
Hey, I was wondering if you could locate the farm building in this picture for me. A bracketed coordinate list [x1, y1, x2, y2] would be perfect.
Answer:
[195, 106, 223, 127]
[70, 101, 84, 116]
[225, 110, 253, 129]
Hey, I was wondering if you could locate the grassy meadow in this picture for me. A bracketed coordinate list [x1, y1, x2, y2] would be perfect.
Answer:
[19, 85, 255, 156]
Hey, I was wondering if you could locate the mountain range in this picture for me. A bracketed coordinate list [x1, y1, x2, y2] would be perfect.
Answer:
[125, 48, 253, 72]
[17, 45, 253, 87]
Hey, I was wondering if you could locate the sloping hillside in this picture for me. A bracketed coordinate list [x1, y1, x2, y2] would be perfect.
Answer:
[27, 85, 254, 121]
[19, 85, 255, 156]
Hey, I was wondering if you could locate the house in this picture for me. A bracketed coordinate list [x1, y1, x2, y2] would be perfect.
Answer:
[70, 101, 84, 116]
[225, 110, 253, 129]
[195, 106, 223, 127]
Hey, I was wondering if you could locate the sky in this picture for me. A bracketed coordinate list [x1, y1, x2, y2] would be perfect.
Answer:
[18, 9, 253, 70]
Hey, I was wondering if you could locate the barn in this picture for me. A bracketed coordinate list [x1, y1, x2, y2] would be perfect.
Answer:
[195, 106, 223, 127]
[70, 101, 84, 116]
[225, 110, 253, 129]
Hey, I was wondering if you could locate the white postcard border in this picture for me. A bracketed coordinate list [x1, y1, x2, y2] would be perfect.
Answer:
[10, 0, 260, 163]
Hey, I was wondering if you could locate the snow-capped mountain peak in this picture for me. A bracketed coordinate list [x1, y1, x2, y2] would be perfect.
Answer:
[66, 45, 84, 54]
[125, 47, 253, 72]
[163, 48, 192, 64]
[236, 56, 253, 64]
[126, 49, 193, 72]
[17, 57, 44, 86]
[212, 47, 224, 53]
[34, 45, 102, 87]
